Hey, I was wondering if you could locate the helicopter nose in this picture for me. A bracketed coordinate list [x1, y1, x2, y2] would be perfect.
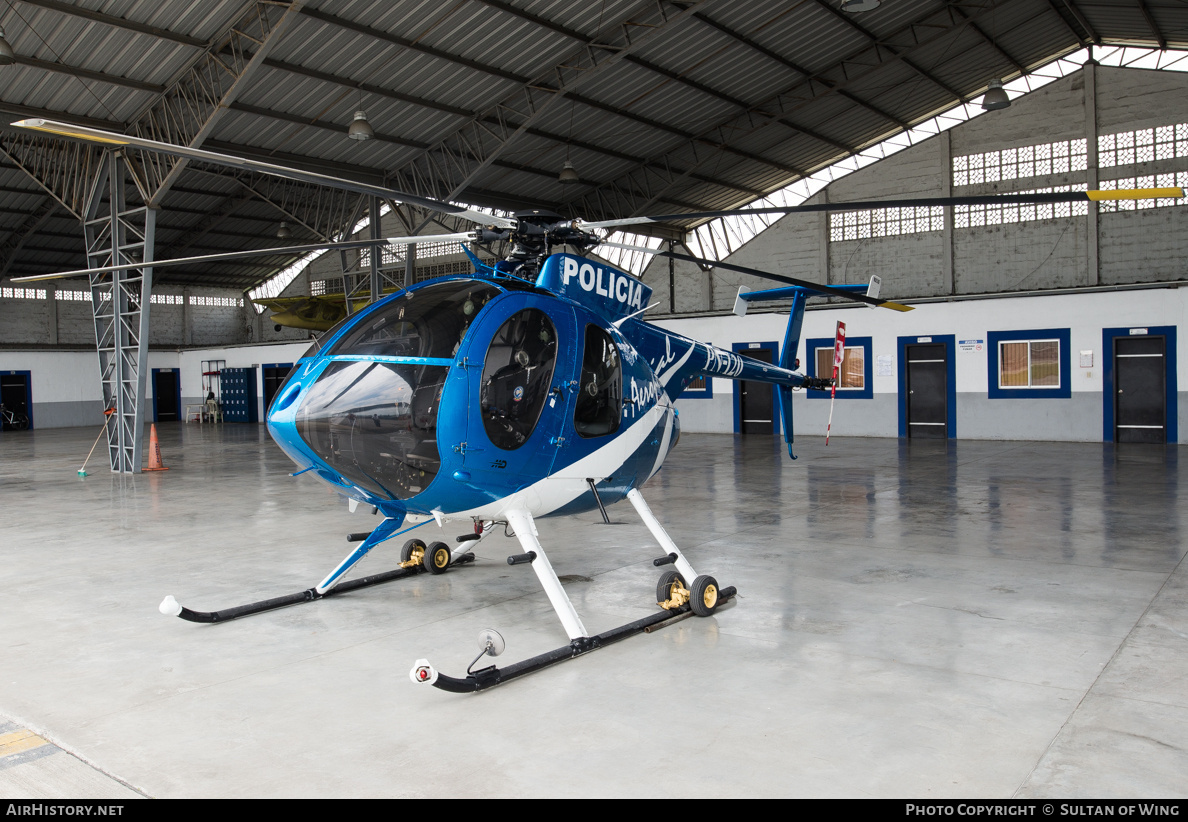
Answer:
[291, 359, 446, 500]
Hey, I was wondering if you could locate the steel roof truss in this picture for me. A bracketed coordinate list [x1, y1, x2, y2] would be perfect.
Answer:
[129, 1, 305, 207]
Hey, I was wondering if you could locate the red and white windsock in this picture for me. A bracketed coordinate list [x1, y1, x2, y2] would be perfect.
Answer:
[825, 321, 846, 445]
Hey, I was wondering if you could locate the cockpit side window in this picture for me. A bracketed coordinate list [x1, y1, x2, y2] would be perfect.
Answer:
[325, 280, 500, 359]
[574, 324, 622, 438]
[480, 308, 557, 450]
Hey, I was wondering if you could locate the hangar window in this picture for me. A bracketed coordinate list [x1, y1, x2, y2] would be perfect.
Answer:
[829, 206, 943, 241]
[1, 287, 46, 299]
[952, 139, 1087, 186]
[1098, 124, 1188, 168]
[805, 336, 873, 400]
[954, 186, 1089, 227]
[987, 329, 1071, 399]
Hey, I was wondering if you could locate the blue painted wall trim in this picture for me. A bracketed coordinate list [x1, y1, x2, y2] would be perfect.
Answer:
[986, 328, 1071, 399]
[1102, 325, 1177, 443]
[896, 334, 956, 439]
[805, 335, 874, 399]
[732, 341, 780, 434]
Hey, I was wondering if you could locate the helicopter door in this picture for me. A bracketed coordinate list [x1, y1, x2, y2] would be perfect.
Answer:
[463, 298, 577, 487]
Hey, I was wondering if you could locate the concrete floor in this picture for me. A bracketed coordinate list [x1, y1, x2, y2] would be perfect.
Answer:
[1, 423, 1186, 798]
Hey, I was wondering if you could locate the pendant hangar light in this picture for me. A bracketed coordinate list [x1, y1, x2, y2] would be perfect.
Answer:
[0, 26, 15, 65]
[981, 79, 1011, 111]
[559, 98, 580, 183]
[347, 110, 374, 141]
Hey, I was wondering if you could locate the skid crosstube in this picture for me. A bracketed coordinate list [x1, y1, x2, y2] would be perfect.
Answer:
[173, 553, 476, 623]
[428, 585, 736, 693]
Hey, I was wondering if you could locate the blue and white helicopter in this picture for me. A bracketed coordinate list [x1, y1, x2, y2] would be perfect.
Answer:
[15, 118, 1178, 692]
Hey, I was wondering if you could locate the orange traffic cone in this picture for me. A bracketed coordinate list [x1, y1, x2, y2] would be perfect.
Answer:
[143, 423, 170, 471]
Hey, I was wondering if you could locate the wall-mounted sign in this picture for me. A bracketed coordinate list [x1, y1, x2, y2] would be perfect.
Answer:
[1079, 350, 1094, 368]
[917, 336, 932, 343]
[1129, 328, 1148, 335]
[959, 339, 984, 352]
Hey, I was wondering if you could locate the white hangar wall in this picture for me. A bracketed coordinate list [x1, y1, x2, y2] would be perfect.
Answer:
[641, 62, 1188, 443]
[0, 342, 313, 428]
[660, 286, 1187, 442]
[3, 286, 1182, 441]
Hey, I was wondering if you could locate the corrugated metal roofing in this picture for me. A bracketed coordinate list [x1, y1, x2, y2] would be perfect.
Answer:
[0, 0, 1178, 290]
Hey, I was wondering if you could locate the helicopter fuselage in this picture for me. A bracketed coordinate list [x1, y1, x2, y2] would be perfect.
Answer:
[266, 253, 809, 526]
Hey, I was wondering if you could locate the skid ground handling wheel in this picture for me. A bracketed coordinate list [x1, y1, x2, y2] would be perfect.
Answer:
[656, 570, 720, 616]
[689, 575, 720, 617]
[424, 542, 452, 575]
[400, 539, 426, 565]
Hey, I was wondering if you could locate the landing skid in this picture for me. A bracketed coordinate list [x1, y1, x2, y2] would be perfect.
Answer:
[159, 516, 477, 624]
[160, 555, 476, 623]
[412, 586, 736, 693]
[411, 491, 736, 692]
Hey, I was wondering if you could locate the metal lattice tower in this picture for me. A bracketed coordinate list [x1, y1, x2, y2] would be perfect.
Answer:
[83, 150, 155, 474]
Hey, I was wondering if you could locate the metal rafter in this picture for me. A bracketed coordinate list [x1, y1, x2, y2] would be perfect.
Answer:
[7, 56, 166, 94]
[259, 56, 767, 200]
[476, 0, 822, 183]
[1052, 0, 1100, 44]
[128, 1, 305, 207]
[689, 12, 859, 153]
[164, 189, 261, 255]
[14, 0, 208, 47]
[952, 5, 1029, 75]
[0, 197, 58, 279]
[1134, 0, 1167, 51]
[304, 3, 803, 180]
[1042, 0, 1093, 44]
[566, 0, 1030, 225]
[0, 132, 105, 219]
[394, 0, 709, 211]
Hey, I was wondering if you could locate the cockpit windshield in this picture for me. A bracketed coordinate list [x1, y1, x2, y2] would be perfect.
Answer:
[325, 280, 502, 360]
[291, 279, 503, 500]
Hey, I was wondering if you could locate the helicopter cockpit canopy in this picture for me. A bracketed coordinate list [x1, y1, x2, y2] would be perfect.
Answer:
[293, 280, 501, 500]
[325, 280, 501, 359]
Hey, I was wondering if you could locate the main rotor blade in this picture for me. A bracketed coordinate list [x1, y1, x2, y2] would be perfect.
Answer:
[10, 233, 474, 283]
[582, 187, 1185, 229]
[12, 119, 516, 229]
[599, 241, 912, 311]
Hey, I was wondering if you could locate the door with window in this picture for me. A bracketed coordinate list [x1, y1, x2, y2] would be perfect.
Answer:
[463, 296, 578, 485]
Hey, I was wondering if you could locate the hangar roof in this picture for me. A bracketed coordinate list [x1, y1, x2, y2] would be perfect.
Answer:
[0, 0, 1183, 290]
